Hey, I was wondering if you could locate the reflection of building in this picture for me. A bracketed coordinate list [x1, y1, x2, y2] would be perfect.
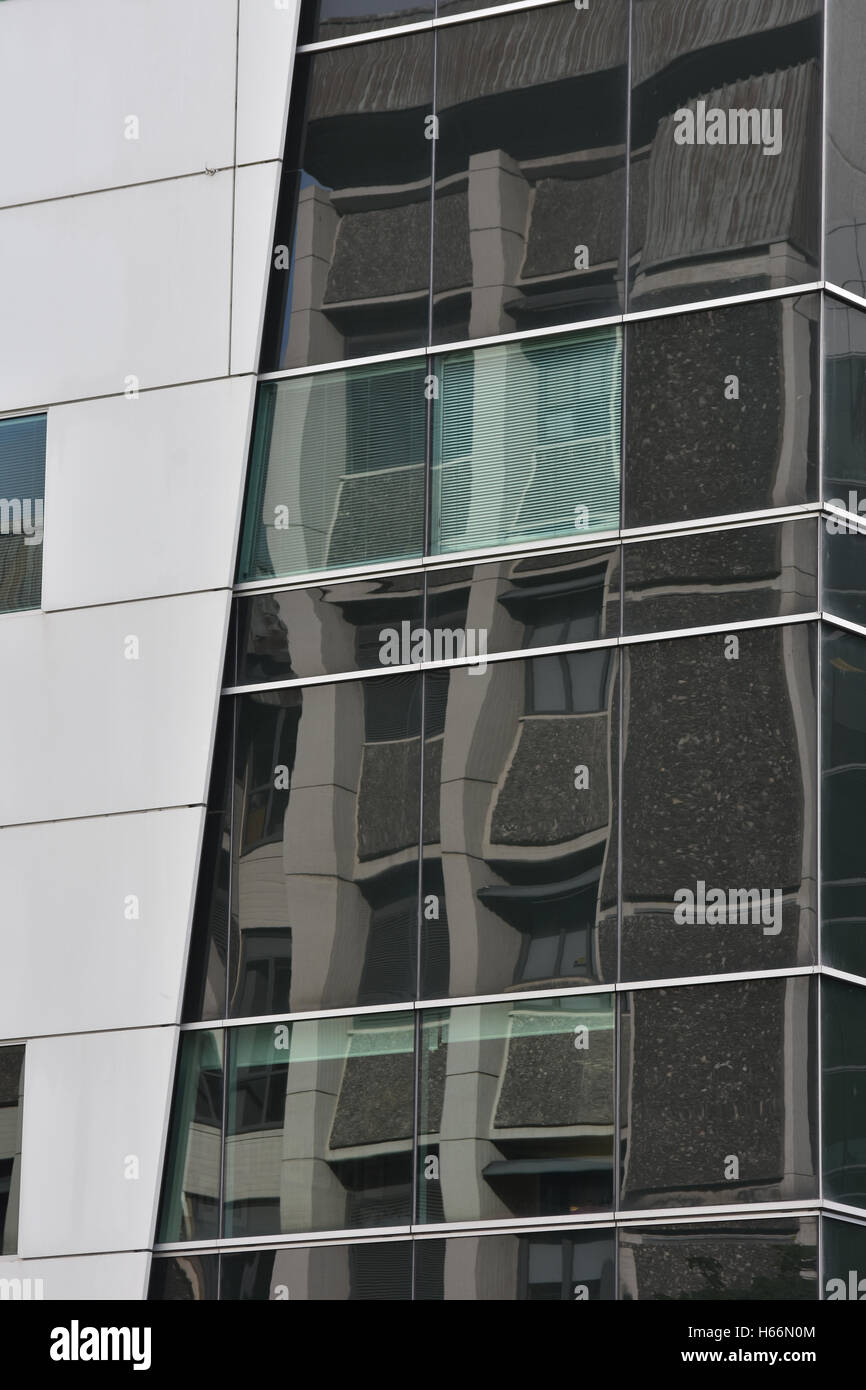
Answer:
[142, 0, 866, 1304]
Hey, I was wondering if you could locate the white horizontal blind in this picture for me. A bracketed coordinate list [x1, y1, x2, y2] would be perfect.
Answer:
[432, 328, 622, 554]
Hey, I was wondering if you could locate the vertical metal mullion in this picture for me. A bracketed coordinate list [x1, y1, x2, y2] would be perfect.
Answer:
[218, 698, 237, 1244]
[410, 1009, 423, 1241]
[424, 24, 439, 562]
[819, 0, 828, 289]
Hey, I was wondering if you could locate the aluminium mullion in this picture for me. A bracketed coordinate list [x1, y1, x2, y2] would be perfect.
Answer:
[257, 285, 826, 386]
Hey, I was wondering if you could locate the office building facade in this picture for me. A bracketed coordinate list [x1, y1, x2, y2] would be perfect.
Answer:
[2, 0, 866, 1300]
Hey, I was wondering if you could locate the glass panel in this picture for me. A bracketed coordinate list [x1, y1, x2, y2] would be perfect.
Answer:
[824, 298, 866, 511]
[623, 519, 818, 637]
[823, 524, 866, 630]
[0, 1045, 24, 1255]
[823, 977, 866, 1209]
[156, 1031, 224, 1244]
[0, 414, 46, 614]
[239, 363, 427, 584]
[432, 328, 621, 555]
[620, 977, 818, 1210]
[300, 0, 432, 44]
[223, 1013, 414, 1238]
[182, 703, 234, 1023]
[432, 3, 628, 343]
[219, 1241, 412, 1299]
[425, 545, 620, 658]
[421, 651, 618, 999]
[619, 1218, 818, 1301]
[235, 573, 425, 685]
[621, 626, 817, 982]
[147, 1255, 219, 1301]
[624, 296, 818, 529]
[230, 678, 420, 1017]
[261, 34, 433, 370]
[826, 1, 866, 298]
[417, 995, 615, 1225]
[822, 1217, 866, 1301]
[822, 629, 866, 977]
[629, 0, 821, 311]
[414, 1229, 615, 1300]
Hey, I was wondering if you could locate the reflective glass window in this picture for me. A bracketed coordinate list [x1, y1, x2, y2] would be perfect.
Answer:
[262, 33, 433, 370]
[299, 0, 432, 44]
[156, 1031, 224, 1244]
[620, 977, 818, 1211]
[219, 1241, 412, 1299]
[224, 1013, 414, 1238]
[234, 573, 425, 685]
[182, 704, 234, 1022]
[432, 3, 628, 343]
[432, 328, 621, 555]
[823, 976, 866, 1210]
[629, 0, 821, 311]
[422, 652, 618, 999]
[623, 519, 818, 637]
[619, 1218, 817, 1300]
[417, 995, 615, 1225]
[414, 1228, 615, 1300]
[621, 626, 817, 982]
[239, 362, 427, 584]
[822, 1216, 866, 1301]
[147, 1255, 219, 1301]
[826, 1, 866, 299]
[0, 414, 45, 614]
[822, 628, 866, 978]
[824, 298, 866, 509]
[625, 297, 818, 529]
[229, 678, 420, 1017]
[426, 545, 620, 656]
[0, 1045, 24, 1256]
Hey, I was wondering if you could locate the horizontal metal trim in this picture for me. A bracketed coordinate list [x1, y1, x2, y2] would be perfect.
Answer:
[622, 502, 819, 540]
[613, 1201, 820, 1226]
[297, 19, 433, 49]
[151, 1202, 826, 1256]
[824, 283, 866, 313]
[435, 312, 624, 360]
[258, 345, 427, 383]
[0, 405, 48, 423]
[624, 281, 823, 325]
[820, 612, 866, 640]
[821, 503, 866, 533]
[223, 637, 620, 696]
[619, 611, 820, 648]
[821, 1202, 866, 1225]
[222, 615, 819, 696]
[416, 982, 614, 1010]
[257, 284, 825, 385]
[411, 1212, 615, 1235]
[818, 965, 866, 989]
[179, 967, 818, 1033]
[155, 1225, 412, 1254]
[613, 965, 816, 993]
[234, 555, 424, 594]
[296, 0, 571, 52]
[178, 1000, 414, 1033]
[233, 507, 821, 599]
